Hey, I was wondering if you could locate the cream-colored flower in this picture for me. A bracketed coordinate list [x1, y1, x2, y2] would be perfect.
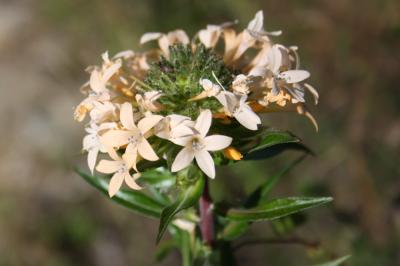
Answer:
[135, 91, 163, 112]
[171, 110, 232, 178]
[189, 79, 222, 101]
[83, 122, 116, 174]
[74, 56, 122, 122]
[89, 101, 118, 124]
[246, 10, 282, 40]
[231, 74, 252, 95]
[96, 147, 141, 197]
[155, 114, 194, 140]
[140, 30, 189, 57]
[216, 91, 261, 131]
[101, 103, 163, 170]
[197, 21, 236, 48]
[225, 10, 281, 63]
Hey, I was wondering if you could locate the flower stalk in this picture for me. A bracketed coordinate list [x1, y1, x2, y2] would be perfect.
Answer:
[199, 178, 214, 246]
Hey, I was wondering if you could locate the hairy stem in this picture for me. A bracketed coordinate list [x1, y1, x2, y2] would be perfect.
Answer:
[199, 178, 214, 246]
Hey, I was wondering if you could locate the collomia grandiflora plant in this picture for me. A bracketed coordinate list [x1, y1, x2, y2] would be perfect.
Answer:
[74, 10, 336, 266]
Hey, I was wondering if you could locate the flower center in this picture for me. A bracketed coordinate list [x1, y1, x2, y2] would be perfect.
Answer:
[117, 163, 127, 174]
[128, 133, 142, 145]
[144, 44, 235, 119]
[191, 137, 205, 151]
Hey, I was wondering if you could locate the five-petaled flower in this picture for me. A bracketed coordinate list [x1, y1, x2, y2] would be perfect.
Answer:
[101, 103, 163, 171]
[96, 147, 141, 197]
[171, 110, 232, 178]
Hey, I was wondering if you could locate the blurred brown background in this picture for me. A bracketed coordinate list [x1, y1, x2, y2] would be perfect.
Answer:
[0, 0, 399, 265]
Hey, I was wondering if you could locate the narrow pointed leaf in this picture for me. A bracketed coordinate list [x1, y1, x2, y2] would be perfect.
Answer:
[313, 255, 351, 266]
[244, 155, 308, 207]
[244, 131, 312, 160]
[140, 167, 176, 188]
[75, 168, 164, 218]
[226, 197, 333, 221]
[156, 176, 205, 243]
[221, 221, 250, 241]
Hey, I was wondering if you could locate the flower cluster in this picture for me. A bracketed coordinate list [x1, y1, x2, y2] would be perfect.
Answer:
[74, 10, 318, 197]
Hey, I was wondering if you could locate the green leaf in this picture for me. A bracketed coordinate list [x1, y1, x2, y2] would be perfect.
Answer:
[244, 131, 312, 160]
[244, 155, 308, 208]
[226, 197, 333, 221]
[313, 255, 351, 266]
[155, 240, 177, 262]
[221, 221, 249, 241]
[249, 131, 301, 153]
[75, 168, 164, 218]
[156, 175, 205, 243]
[140, 167, 176, 188]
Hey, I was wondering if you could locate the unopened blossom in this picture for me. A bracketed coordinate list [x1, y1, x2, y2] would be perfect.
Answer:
[83, 122, 116, 174]
[171, 110, 232, 178]
[216, 91, 261, 131]
[96, 148, 141, 197]
[140, 30, 189, 57]
[101, 103, 163, 170]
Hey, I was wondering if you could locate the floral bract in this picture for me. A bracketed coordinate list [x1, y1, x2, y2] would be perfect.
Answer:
[74, 10, 319, 197]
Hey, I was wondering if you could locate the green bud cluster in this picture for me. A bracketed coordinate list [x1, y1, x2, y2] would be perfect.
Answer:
[144, 43, 235, 119]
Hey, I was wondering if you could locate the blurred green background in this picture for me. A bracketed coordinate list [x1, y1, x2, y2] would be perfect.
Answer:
[0, 0, 399, 265]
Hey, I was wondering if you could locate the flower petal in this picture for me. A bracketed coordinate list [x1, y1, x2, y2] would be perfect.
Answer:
[247, 10, 264, 32]
[120, 103, 135, 130]
[138, 139, 159, 161]
[124, 173, 142, 190]
[170, 135, 193, 146]
[96, 159, 123, 174]
[195, 109, 212, 137]
[101, 130, 131, 147]
[171, 147, 195, 172]
[234, 107, 261, 131]
[87, 147, 99, 174]
[108, 172, 125, 197]
[123, 143, 138, 171]
[279, 70, 310, 83]
[204, 135, 232, 151]
[194, 150, 215, 179]
[138, 115, 163, 134]
[140, 32, 162, 44]
[102, 61, 121, 82]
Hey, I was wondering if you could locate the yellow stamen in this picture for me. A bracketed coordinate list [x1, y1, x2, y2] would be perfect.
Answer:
[224, 147, 243, 161]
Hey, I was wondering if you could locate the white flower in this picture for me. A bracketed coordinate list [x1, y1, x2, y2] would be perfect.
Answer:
[189, 79, 222, 101]
[101, 103, 163, 170]
[140, 30, 189, 57]
[83, 122, 117, 174]
[216, 91, 261, 130]
[155, 114, 194, 140]
[171, 110, 232, 178]
[249, 44, 312, 104]
[135, 91, 163, 112]
[229, 10, 281, 62]
[246, 10, 282, 40]
[197, 21, 237, 48]
[96, 147, 141, 197]
[231, 74, 251, 95]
